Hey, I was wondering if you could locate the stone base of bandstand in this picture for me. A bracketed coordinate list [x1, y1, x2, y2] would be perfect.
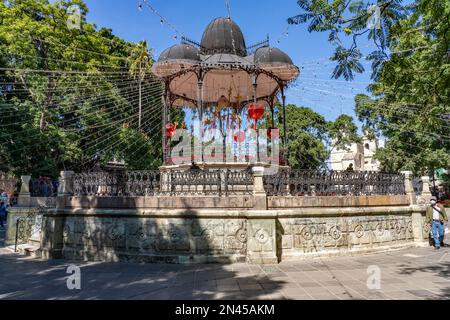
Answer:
[37, 194, 430, 265]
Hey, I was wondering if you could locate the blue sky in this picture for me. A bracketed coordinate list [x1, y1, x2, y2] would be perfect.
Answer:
[83, 0, 376, 126]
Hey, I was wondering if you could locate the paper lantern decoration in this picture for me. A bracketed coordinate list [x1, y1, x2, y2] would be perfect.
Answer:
[248, 103, 265, 120]
[165, 123, 177, 138]
[233, 131, 246, 143]
[248, 102, 265, 129]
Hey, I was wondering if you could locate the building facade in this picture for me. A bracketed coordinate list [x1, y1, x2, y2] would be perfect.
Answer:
[330, 136, 381, 171]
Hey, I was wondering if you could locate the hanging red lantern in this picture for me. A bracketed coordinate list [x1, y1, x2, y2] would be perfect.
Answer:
[233, 131, 246, 143]
[248, 103, 265, 121]
[165, 123, 177, 138]
[248, 102, 265, 129]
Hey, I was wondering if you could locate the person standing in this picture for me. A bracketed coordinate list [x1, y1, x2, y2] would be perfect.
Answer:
[0, 191, 8, 205]
[426, 197, 448, 249]
[0, 201, 7, 229]
[0, 192, 8, 221]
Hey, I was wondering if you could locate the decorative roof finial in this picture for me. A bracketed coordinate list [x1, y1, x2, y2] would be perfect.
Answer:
[226, 0, 231, 19]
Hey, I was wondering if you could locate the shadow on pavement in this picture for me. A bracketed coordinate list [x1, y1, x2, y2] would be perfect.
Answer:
[0, 249, 287, 300]
[396, 248, 450, 300]
[0, 227, 5, 248]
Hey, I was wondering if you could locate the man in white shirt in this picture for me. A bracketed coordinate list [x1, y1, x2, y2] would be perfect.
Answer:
[426, 197, 448, 249]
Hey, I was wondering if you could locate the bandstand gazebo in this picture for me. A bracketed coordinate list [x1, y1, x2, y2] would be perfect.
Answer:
[151, 17, 299, 172]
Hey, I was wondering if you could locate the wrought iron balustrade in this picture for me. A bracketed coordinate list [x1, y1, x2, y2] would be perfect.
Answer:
[264, 169, 405, 197]
[167, 170, 223, 196]
[225, 169, 253, 195]
[72, 169, 405, 197]
[263, 169, 290, 196]
[73, 171, 161, 197]
[124, 171, 161, 196]
[14, 204, 48, 252]
[413, 177, 423, 196]
[73, 171, 121, 196]
[73, 169, 254, 197]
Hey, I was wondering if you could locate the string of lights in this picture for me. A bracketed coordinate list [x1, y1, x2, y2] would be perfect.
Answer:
[0, 88, 160, 144]
[0, 79, 161, 117]
[1, 90, 162, 158]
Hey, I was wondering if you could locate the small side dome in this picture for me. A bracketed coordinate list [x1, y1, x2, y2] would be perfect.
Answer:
[254, 47, 299, 81]
[254, 47, 293, 65]
[153, 44, 200, 78]
[158, 44, 200, 62]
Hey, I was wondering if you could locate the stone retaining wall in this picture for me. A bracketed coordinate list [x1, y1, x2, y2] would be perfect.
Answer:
[268, 195, 410, 208]
[61, 195, 410, 210]
[63, 196, 254, 209]
[276, 209, 418, 260]
[39, 201, 428, 264]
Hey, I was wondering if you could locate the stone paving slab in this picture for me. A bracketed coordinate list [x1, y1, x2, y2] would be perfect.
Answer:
[1, 237, 450, 300]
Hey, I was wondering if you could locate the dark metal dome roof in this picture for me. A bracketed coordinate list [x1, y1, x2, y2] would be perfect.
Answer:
[200, 17, 247, 56]
[158, 44, 200, 62]
[254, 47, 293, 65]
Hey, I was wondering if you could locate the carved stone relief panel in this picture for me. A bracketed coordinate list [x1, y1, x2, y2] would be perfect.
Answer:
[278, 214, 413, 254]
[61, 216, 248, 257]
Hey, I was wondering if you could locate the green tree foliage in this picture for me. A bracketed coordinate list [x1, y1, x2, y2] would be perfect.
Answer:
[288, 0, 408, 80]
[279, 104, 360, 169]
[355, 93, 450, 175]
[0, 0, 172, 177]
[327, 114, 361, 151]
[353, 1, 450, 175]
[289, 0, 450, 174]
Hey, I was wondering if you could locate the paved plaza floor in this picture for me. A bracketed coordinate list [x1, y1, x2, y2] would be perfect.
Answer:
[1, 226, 450, 300]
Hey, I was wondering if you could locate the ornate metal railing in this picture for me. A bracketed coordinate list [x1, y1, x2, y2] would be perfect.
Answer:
[264, 170, 405, 196]
[73, 171, 120, 196]
[181, 36, 202, 49]
[167, 170, 222, 196]
[73, 169, 405, 197]
[246, 36, 270, 54]
[264, 169, 290, 196]
[73, 171, 161, 196]
[124, 171, 161, 196]
[413, 177, 423, 196]
[14, 201, 50, 252]
[73, 169, 254, 197]
[162, 169, 253, 196]
[29, 178, 58, 197]
[225, 169, 253, 195]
